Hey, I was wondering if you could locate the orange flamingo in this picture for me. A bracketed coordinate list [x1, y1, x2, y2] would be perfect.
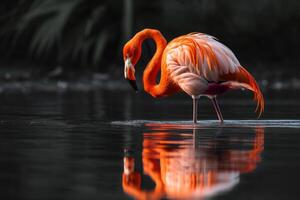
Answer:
[123, 29, 264, 123]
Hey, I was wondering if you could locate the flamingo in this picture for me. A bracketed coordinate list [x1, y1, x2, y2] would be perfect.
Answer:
[123, 29, 264, 123]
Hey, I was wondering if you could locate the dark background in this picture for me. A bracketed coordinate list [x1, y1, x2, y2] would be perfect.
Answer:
[0, 0, 299, 85]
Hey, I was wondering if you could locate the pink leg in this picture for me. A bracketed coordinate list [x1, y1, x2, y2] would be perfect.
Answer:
[192, 96, 199, 124]
[211, 97, 224, 123]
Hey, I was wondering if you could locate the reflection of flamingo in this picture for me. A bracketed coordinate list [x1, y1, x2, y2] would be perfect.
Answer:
[123, 29, 264, 123]
[122, 126, 264, 200]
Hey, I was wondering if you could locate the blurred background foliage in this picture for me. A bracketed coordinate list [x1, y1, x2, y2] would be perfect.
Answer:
[0, 0, 299, 77]
[1, 0, 122, 74]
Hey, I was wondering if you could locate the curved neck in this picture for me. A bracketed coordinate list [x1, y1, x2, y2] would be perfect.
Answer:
[134, 29, 167, 97]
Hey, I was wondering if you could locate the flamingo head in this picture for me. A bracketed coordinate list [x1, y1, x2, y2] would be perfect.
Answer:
[123, 40, 141, 92]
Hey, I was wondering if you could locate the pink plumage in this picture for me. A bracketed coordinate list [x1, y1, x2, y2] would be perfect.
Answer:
[123, 29, 264, 123]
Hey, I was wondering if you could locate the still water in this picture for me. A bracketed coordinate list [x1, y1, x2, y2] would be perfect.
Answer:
[0, 89, 300, 200]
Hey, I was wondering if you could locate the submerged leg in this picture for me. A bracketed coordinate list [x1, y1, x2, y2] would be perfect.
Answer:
[211, 97, 224, 123]
[192, 96, 199, 124]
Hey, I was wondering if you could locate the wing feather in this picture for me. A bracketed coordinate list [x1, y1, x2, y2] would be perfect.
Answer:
[164, 33, 240, 83]
[164, 33, 264, 117]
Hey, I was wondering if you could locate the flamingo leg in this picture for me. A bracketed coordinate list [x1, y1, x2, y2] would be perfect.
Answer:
[211, 97, 224, 123]
[192, 96, 199, 124]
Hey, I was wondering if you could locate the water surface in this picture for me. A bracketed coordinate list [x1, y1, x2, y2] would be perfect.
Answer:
[0, 89, 300, 199]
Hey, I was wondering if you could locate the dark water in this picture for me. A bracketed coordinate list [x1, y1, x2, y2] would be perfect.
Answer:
[0, 89, 300, 200]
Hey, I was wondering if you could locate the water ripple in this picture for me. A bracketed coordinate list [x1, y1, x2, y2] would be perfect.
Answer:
[111, 120, 300, 129]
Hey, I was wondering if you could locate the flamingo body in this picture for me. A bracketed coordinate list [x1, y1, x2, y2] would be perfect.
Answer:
[164, 33, 238, 96]
[123, 29, 264, 122]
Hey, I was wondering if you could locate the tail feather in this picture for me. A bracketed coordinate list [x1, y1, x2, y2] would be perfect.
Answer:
[220, 66, 265, 118]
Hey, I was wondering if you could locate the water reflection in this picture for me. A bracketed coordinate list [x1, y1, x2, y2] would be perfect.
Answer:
[122, 125, 264, 200]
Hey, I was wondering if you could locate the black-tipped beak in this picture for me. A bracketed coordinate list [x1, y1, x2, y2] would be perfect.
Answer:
[127, 79, 138, 92]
